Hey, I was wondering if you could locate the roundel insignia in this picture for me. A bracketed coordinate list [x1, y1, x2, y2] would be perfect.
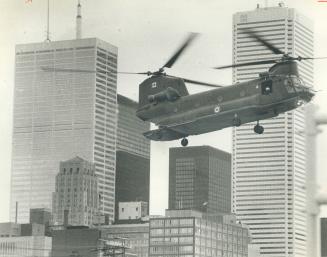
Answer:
[214, 105, 221, 113]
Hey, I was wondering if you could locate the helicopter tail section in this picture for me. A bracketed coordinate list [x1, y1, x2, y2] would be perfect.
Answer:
[143, 127, 187, 141]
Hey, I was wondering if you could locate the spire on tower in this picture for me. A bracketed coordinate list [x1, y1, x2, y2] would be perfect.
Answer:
[76, 0, 82, 39]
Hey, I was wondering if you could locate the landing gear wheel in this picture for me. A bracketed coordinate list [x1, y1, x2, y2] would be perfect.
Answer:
[254, 123, 264, 134]
[181, 138, 188, 147]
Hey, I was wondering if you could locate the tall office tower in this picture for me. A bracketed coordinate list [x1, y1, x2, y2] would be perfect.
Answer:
[11, 38, 118, 223]
[321, 218, 327, 257]
[115, 95, 150, 220]
[232, 5, 313, 257]
[52, 157, 99, 226]
[169, 146, 231, 214]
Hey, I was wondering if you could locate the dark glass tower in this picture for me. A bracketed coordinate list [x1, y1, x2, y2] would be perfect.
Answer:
[169, 146, 231, 214]
[115, 95, 150, 221]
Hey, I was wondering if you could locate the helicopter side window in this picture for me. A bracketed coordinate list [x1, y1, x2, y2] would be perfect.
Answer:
[261, 80, 272, 95]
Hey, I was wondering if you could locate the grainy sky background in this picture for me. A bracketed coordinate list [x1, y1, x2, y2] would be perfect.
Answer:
[0, 0, 327, 222]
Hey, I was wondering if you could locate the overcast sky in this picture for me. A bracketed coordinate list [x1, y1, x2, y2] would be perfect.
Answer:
[1, 0, 327, 222]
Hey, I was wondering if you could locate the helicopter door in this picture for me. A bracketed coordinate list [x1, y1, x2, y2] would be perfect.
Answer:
[261, 79, 272, 95]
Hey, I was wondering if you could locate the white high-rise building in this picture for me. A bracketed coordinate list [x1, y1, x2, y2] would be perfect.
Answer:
[11, 38, 118, 223]
[232, 5, 313, 257]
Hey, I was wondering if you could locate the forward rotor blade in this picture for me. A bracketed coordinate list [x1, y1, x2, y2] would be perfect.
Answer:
[214, 59, 279, 70]
[168, 75, 223, 88]
[162, 32, 198, 69]
[296, 56, 327, 61]
[245, 30, 285, 55]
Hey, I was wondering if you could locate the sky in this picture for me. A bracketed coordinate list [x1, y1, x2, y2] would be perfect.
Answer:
[0, 0, 327, 222]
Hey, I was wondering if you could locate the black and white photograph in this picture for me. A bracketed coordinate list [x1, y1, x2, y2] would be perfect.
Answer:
[0, 0, 327, 256]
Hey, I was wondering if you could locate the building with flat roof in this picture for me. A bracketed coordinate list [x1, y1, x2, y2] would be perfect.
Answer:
[118, 201, 148, 221]
[51, 227, 100, 257]
[232, 5, 313, 257]
[10, 38, 118, 223]
[149, 209, 249, 257]
[52, 157, 99, 226]
[169, 146, 231, 214]
[101, 222, 149, 257]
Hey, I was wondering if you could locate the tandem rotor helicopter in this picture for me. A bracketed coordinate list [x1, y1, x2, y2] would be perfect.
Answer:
[43, 31, 324, 147]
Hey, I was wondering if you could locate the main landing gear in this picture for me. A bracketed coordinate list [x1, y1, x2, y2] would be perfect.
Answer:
[254, 121, 264, 134]
[181, 138, 188, 147]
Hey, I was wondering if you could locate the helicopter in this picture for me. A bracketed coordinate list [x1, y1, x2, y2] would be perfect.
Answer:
[42, 31, 322, 147]
[132, 31, 320, 146]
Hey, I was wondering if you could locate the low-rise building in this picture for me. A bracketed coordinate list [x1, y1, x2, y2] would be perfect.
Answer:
[149, 210, 250, 257]
[101, 223, 149, 257]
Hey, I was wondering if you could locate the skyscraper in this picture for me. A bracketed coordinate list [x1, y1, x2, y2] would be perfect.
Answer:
[232, 5, 313, 257]
[52, 157, 99, 226]
[321, 218, 327, 257]
[115, 95, 150, 221]
[169, 146, 231, 214]
[11, 38, 118, 223]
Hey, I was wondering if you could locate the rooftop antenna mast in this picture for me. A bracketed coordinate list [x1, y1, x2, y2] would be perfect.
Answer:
[76, 0, 82, 39]
[45, 0, 51, 42]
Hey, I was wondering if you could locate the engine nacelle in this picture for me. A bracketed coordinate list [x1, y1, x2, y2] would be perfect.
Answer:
[148, 87, 180, 103]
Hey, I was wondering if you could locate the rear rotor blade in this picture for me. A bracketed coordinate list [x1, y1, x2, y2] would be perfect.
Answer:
[214, 59, 279, 70]
[245, 30, 285, 55]
[162, 32, 198, 69]
[296, 56, 327, 61]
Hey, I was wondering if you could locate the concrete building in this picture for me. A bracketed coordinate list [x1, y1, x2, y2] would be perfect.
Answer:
[101, 223, 149, 257]
[169, 146, 231, 214]
[115, 95, 151, 220]
[232, 5, 313, 257]
[118, 201, 148, 221]
[52, 157, 99, 226]
[11, 38, 118, 223]
[322, 218, 327, 257]
[52, 227, 100, 257]
[149, 209, 249, 257]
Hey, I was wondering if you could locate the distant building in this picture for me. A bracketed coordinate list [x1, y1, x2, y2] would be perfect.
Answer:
[115, 95, 151, 221]
[0, 223, 21, 237]
[101, 223, 149, 257]
[21, 223, 45, 236]
[11, 38, 118, 223]
[322, 218, 327, 257]
[148, 209, 249, 257]
[29, 208, 51, 236]
[169, 146, 231, 214]
[52, 157, 99, 226]
[232, 6, 314, 257]
[118, 201, 148, 221]
[52, 227, 100, 257]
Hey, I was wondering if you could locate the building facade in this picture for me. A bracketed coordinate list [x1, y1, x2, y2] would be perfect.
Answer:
[0, 236, 52, 257]
[149, 210, 249, 257]
[11, 38, 118, 223]
[52, 157, 99, 226]
[101, 223, 149, 257]
[322, 218, 327, 257]
[232, 6, 313, 257]
[169, 146, 231, 214]
[115, 95, 151, 220]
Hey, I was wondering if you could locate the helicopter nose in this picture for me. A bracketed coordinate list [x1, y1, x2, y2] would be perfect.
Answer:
[301, 87, 315, 102]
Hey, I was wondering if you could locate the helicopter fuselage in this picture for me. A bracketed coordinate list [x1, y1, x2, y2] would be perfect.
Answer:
[136, 62, 314, 141]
